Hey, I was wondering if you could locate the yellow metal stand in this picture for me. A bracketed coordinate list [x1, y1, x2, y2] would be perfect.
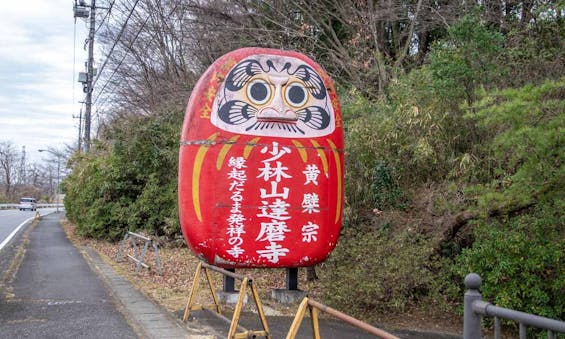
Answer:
[182, 262, 222, 320]
[183, 262, 271, 339]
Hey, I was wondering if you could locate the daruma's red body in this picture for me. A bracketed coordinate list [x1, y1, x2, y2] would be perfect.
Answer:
[179, 47, 344, 268]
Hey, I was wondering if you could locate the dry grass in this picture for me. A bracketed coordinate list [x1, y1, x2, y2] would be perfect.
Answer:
[61, 220, 316, 315]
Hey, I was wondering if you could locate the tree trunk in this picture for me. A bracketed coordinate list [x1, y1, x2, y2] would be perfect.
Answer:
[306, 266, 318, 281]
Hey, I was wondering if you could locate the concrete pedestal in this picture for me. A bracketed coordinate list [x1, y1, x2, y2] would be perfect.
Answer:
[271, 289, 307, 304]
[217, 290, 248, 305]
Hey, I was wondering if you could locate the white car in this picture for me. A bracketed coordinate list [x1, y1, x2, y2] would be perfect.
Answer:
[19, 197, 37, 211]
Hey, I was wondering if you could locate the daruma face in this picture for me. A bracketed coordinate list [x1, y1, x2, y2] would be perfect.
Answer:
[179, 48, 344, 268]
[211, 54, 335, 138]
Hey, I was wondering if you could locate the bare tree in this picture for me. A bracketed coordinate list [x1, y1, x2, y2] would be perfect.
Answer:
[94, 0, 200, 118]
[93, 0, 563, 117]
[0, 141, 18, 201]
[182, 0, 467, 98]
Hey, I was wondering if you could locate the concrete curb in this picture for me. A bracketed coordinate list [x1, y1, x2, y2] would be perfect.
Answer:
[80, 247, 217, 339]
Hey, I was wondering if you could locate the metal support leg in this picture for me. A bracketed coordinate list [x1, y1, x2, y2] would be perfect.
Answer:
[224, 268, 235, 292]
[152, 242, 162, 275]
[136, 240, 149, 273]
[286, 268, 298, 290]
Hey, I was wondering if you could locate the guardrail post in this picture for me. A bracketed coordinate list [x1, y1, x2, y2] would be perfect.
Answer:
[464, 273, 483, 339]
[136, 240, 150, 273]
[116, 233, 129, 261]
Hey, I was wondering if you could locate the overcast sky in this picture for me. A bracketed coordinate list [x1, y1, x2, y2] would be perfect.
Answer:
[0, 1, 88, 164]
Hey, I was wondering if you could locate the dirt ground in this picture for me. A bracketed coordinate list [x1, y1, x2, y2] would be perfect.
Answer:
[61, 220, 463, 337]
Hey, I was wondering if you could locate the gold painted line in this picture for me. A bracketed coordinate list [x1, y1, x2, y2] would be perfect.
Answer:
[192, 133, 219, 222]
[327, 139, 343, 224]
[291, 140, 308, 163]
[243, 137, 261, 159]
[217, 135, 240, 170]
[310, 140, 328, 176]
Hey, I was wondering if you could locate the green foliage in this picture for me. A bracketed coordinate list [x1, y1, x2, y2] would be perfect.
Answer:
[499, 6, 565, 88]
[320, 227, 441, 316]
[64, 111, 183, 240]
[465, 78, 565, 214]
[371, 162, 405, 210]
[341, 91, 399, 214]
[428, 15, 504, 105]
[336, 20, 564, 322]
[453, 204, 565, 319]
[343, 64, 480, 203]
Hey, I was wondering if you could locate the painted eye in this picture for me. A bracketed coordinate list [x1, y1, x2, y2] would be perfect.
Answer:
[246, 79, 271, 105]
[285, 83, 308, 107]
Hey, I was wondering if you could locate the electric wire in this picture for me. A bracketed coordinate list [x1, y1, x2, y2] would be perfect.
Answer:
[92, 13, 149, 106]
[72, 13, 83, 149]
[92, 0, 141, 88]
[72, 16, 77, 116]
[95, 0, 115, 35]
[93, 1, 182, 106]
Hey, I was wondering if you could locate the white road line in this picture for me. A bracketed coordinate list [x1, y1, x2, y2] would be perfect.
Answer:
[0, 217, 34, 251]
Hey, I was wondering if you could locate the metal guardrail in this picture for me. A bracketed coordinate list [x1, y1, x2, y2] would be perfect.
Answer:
[0, 203, 64, 210]
[116, 232, 162, 275]
[464, 273, 565, 339]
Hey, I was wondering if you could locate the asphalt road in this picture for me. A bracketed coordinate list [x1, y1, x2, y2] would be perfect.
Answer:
[0, 212, 138, 338]
[0, 208, 57, 250]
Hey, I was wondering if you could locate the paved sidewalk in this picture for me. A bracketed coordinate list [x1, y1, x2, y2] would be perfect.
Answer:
[77, 240, 221, 339]
[1, 213, 137, 338]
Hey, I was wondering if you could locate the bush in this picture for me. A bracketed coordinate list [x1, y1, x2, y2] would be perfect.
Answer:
[464, 78, 565, 213]
[64, 110, 182, 240]
[453, 204, 565, 320]
[320, 227, 440, 316]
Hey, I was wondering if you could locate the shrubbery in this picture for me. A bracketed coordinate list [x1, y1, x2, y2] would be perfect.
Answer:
[320, 227, 442, 317]
[64, 111, 183, 240]
[454, 204, 565, 320]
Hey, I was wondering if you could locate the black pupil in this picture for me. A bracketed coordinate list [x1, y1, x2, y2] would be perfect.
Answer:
[250, 82, 268, 102]
[288, 85, 305, 104]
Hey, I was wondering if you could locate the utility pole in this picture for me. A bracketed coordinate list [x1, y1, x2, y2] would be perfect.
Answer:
[84, 0, 96, 152]
[73, 1, 92, 152]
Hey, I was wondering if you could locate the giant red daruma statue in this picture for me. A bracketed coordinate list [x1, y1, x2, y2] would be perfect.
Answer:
[179, 47, 344, 268]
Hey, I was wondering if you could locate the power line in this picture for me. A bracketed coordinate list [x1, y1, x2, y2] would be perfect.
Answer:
[92, 13, 150, 106]
[92, 0, 141, 88]
[93, 1, 182, 105]
[72, 15, 79, 150]
[95, 0, 116, 35]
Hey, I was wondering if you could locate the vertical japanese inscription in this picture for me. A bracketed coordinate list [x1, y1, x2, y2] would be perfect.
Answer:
[301, 163, 321, 243]
[255, 142, 292, 263]
[226, 156, 247, 258]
